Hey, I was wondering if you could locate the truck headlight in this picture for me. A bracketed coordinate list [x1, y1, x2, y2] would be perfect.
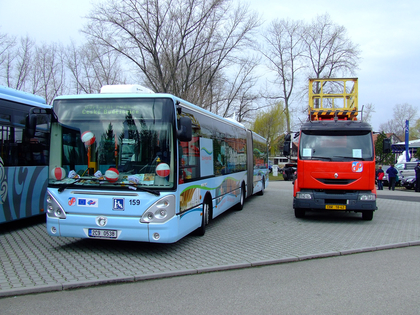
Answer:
[359, 194, 376, 201]
[296, 192, 312, 199]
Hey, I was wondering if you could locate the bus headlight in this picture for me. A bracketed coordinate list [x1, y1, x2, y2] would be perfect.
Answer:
[141, 195, 175, 223]
[47, 192, 67, 219]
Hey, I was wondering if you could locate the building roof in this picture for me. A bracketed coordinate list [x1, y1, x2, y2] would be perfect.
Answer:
[392, 139, 420, 154]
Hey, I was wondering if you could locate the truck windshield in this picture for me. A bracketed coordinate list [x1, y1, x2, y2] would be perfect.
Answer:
[299, 131, 374, 161]
[49, 97, 175, 189]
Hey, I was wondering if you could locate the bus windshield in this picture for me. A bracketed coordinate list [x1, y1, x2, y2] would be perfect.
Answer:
[49, 97, 175, 189]
[299, 131, 374, 161]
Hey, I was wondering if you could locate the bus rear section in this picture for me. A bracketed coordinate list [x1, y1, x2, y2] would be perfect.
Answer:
[46, 86, 268, 243]
[0, 85, 50, 224]
[293, 120, 377, 220]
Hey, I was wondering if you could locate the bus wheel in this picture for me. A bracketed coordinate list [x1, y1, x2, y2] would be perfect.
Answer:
[294, 208, 305, 218]
[362, 211, 373, 221]
[234, 183, 245, 211]
[257, 177, 265, 195]
[194, 198, 211, 236]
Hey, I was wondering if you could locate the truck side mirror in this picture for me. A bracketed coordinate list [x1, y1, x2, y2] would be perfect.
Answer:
[283, 134, 291, 156]
[283, 142, 291, 156]
[383, 138, 391, 154]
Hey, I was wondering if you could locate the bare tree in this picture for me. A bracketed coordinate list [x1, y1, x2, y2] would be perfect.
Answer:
[29, 43, 67, 104]
[2, 36, 35, 90]
[361, 103, 375, 125]
[66, 41, 127, 94]
[261, 18, 306, 133]
[0, 32, 16, 68]
[379, 103, 417, 139]
[302, 13, 361, 79]
[83, 0, 261, 109]
[218, 56, 260, 122]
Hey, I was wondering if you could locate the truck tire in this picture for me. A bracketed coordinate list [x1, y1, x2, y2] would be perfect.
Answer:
[362, 211, 373, 221]
[294, 208, 305, 218]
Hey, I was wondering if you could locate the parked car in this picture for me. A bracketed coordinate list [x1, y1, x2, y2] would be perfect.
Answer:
[282, 163, 297, 181]
[401, 175, 416, 190]
[395, 161, 419, 186]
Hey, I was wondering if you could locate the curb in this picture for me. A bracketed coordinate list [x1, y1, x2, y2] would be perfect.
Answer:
[1, 242, 418, 298]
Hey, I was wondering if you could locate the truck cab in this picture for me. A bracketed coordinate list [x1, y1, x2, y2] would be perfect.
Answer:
[288, 78, 377, 220]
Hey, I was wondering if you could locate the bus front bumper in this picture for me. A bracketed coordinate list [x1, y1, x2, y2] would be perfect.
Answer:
[47, 214, 182, 243]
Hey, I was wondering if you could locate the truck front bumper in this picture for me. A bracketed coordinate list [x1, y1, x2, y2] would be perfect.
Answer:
[293, 190, 377, 212]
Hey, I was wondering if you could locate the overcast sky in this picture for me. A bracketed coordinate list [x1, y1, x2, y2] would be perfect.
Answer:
[1, 0, 419, 131]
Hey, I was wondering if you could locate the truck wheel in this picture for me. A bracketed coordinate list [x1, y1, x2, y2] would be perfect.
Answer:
[294, 208, 305, 218]
[362, 211, 373, 221]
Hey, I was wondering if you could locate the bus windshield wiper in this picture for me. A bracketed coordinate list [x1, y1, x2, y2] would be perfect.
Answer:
[115, 182, 160, 196]
[57, 178, 83, 192]
[57, 177, 101, 192]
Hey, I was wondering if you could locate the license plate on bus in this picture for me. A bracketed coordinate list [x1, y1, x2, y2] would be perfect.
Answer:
[88, 229, 118, 239]
[325, 205, 346, 210]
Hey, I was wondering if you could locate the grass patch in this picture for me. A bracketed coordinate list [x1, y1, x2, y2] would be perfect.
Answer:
[269, 174, 284, 181]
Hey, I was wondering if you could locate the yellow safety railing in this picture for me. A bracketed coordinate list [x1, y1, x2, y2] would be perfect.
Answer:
[308, 78, 358, 121]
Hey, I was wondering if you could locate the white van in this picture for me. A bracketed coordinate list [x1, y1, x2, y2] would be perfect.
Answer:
[395, 161, 419, 180]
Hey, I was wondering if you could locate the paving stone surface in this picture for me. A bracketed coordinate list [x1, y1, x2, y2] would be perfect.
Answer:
[1, 180, 420, 297]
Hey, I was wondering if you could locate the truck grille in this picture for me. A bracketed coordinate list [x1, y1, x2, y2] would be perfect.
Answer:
[316, 178, 356, 185]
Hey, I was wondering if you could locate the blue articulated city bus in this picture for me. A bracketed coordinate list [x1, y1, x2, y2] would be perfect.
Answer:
[0, 85, 51, 224]
[45, 85, 268, 243]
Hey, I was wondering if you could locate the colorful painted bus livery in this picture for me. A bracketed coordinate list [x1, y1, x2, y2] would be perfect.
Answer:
[44, 85, 268, 243]
[0, 85, 51, 224]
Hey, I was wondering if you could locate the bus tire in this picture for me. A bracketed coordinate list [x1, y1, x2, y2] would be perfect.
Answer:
[362, 211, 373, 221]
[194, 197, 211, 236]
[234, 183, 246, 211]
[294, 208, 305, 218]
[257, 177, 265, 195]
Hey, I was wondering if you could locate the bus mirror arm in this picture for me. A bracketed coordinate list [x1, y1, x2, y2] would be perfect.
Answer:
[177, 117, 192, 142]
[25, 109, 37, 138]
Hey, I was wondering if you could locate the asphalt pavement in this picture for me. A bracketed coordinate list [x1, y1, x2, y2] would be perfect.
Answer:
[1, 180, 420, 298]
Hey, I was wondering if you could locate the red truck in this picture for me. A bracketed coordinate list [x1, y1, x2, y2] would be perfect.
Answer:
[284, 78, 377, 220]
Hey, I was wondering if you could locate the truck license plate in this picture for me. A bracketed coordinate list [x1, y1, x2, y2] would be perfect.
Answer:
[88, 229, 117, 239]
[325, 205, 346, 210]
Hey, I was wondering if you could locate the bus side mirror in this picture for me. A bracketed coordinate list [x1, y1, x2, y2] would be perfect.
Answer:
[383, 138, 391, 153]
[177, 117, 192, 142]
[25, 112, 37, 138]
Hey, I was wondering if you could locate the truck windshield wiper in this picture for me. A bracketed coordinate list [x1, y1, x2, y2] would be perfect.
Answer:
[311, 156, 332, 161]
[332, 156, 365, 161]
